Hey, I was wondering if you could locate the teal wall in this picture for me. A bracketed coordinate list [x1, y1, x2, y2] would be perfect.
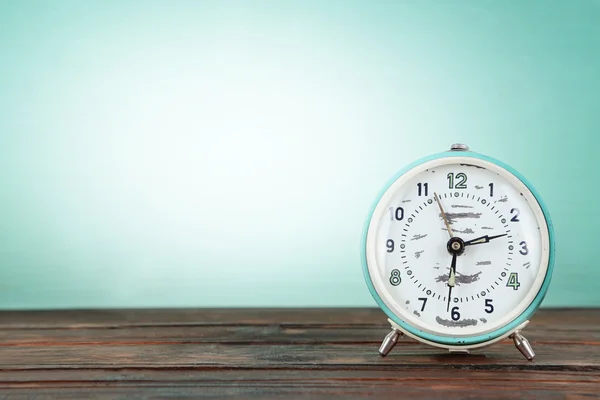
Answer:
[0, 0, 598, 309]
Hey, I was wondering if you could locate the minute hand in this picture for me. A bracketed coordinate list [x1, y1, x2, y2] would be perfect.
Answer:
[463, 234, 507, 246]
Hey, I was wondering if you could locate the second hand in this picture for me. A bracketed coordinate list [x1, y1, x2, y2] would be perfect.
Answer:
[435, 192, 454, 239]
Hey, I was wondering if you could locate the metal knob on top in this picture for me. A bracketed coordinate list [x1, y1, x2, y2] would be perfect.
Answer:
[450, 143, 470, 151]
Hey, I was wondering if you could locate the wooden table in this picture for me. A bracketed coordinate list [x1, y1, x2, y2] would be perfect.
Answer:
[0, 308, 598, 398]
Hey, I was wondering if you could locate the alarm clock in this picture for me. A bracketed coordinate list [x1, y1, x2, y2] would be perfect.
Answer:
[361, 144, 554, 360]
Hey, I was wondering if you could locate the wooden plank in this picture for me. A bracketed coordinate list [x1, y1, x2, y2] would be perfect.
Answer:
[0, 367, 597, 383]
[1, 308, 598, 329]
[0, 342, 598, 370]
[0, 369, 598, 399]
[0, 387, 592, 400]
[1, 325, 599, 347]
[0, 368, 598, 385]
[0, 372, 598, 399]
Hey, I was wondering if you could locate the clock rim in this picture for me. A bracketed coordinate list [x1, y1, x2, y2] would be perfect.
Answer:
[361, 150, 555, 346]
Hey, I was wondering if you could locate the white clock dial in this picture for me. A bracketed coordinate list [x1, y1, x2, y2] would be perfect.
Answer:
[365, 156, 551, 338]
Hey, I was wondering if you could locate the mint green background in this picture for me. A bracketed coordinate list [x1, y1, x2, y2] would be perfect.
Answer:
[0, 1, 598, 309]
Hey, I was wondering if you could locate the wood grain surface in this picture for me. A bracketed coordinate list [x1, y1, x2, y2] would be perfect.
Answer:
[0, 308, 598, 399]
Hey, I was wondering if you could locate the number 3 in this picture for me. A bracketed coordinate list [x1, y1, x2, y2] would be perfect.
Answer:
[519, 241, 528, 255]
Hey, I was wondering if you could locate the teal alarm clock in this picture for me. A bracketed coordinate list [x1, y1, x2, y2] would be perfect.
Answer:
[361, 144, 555, 360]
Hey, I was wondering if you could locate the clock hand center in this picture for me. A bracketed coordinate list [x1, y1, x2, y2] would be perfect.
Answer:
[446, 236, 466, 255]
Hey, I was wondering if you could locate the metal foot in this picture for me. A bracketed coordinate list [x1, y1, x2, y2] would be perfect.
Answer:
[379, 329, 402, 357]
[511, 331, 535, 361]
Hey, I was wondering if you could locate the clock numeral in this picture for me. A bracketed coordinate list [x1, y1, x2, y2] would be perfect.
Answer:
[386, 239, 395, 253]
[417, 182, 428, 196]
[519, 241, 528, 255]
[389, 207, 404, 221]
[506, 273, 521, 290]
[389, 269, 401, 286]
[484, 299, 494, 314]
[489, 183, 494, 197]
[418, 297, 428, 312]
[447, 172, 467, 189]
[510, 208, 520, 222]
[451, 306, 460, 321]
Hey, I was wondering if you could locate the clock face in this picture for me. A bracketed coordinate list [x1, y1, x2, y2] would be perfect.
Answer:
[365, 156, 551, 340]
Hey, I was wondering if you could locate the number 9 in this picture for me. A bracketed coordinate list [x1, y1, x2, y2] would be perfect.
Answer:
[386, 239, 394, 253]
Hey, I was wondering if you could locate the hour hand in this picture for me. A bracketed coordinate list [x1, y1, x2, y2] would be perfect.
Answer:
[463, 234, 507, 246]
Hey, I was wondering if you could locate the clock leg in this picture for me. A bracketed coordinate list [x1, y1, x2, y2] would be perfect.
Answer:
[510, 331, 535, 361]
[378, 328, 403, 357]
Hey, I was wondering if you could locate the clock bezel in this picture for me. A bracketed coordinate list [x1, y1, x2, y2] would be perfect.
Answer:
[361, 151, 555, 346]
